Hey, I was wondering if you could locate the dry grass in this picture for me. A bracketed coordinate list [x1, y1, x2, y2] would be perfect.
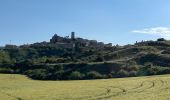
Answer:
[0, 74, 170, 100]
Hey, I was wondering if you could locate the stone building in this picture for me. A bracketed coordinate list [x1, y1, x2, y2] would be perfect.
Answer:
[49, 32, 113, 49]
[5, 44, 18, 49]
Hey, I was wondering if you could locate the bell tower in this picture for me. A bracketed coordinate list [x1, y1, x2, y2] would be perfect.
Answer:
[71, 32, 75, 40]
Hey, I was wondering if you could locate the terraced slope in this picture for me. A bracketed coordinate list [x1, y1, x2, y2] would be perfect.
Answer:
[0, 74, 170, 100]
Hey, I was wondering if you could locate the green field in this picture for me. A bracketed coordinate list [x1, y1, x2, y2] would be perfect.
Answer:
[0, 74, 170, 100]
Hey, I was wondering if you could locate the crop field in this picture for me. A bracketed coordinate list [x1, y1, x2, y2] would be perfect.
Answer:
[0, 74, 170, 100]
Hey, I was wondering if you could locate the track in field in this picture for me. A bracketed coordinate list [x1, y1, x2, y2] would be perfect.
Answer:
[65, 79, 169, 100]
[0, 76, 169, 100]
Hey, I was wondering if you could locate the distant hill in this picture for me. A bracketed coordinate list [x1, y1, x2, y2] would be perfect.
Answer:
[1, 33, 170, 80]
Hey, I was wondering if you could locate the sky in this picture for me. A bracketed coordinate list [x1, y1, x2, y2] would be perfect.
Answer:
[1, 0, 170, 46]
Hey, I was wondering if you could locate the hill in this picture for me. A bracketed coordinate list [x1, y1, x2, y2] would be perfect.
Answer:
[0, 74, 170, 100]
[1, 33, 170, 80]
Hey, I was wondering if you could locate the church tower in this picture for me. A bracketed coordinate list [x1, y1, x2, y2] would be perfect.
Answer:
[71, 32, 75, 40]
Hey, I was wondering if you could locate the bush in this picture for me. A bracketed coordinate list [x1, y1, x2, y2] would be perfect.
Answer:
[128, 65, 139, 71]
[109, 71, 116, 78]
[139, 54, 158, 64]
[147, 67, 159, 75]
[144, 62, 153, 68]
[86, 71, 103, 79]
[95, 56, 104, 62]
[52, 70, 64, 80]
[116, 69, 129, 78]
[137, 46, 158, 53]
[0, 68, 14, 73]
[158, 67, 170, 74]
[25, 69, 47, 80]
[69, 71, 84, 80]
[47, 65, 63, 72]
[143, 63, 160, 75]
[0, 51, 11, 64]
[157, 38, 166, 41]
[129, 71, 137, 77]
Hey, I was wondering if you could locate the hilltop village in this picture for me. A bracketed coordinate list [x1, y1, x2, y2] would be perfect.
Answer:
[3, 32, 113, 49]
[2, 32, 166, 50]
[49, 32, 112, 48]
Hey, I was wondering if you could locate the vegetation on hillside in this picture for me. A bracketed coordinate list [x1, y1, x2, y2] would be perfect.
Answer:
[1, 38, 170, 80]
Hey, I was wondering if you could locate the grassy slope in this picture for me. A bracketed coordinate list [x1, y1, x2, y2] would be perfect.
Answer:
[0, 74, 170, 100]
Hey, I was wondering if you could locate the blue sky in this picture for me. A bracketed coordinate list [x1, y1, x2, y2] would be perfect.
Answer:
[1, 0, 170, 46]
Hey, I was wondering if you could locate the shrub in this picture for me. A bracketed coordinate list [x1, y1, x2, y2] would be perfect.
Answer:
[54, 65, 63, 71]
[139, 54, 158, 64]
[52, 70, 65, 80]
[129, 71, 137, 77]
[0, 68, 14, 73]
[144, 62, 153, 68]
[0, 51, 11, 64]
[25, 69, 47, 80]
[95, 56, 104, 62]
[116, 69, 129, 78]
[109, 71, 116, 77]
[137, 46, 158, 53]
[157, 38, 166, 41]
[128, 61, 137, 65]
[86, 71, 103, 79]
[158, 67, 170, 74]
[128, 65, 139, 71]
[69, 71, 84, 80]
[147, 67, 159, 75]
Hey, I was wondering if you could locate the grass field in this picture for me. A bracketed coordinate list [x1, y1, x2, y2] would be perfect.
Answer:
[0, 74, 170, 100]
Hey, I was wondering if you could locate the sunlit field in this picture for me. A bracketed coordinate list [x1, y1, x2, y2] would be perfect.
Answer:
[0, 74, 170, 100]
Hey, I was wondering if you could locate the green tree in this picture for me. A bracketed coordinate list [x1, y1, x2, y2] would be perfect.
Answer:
[26, 69, 47, 80]
[117, 69, 129, 78]
[0, 51, 11, 64]
[86, 71, 103, 79]
[69, 71, 84, 80]
[129, 71, 137, 77]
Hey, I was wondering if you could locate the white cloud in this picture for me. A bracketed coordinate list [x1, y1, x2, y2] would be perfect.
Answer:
[132, 27, 170, 39]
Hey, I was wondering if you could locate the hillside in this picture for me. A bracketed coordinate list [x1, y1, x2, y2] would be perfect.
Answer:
[1, 33, 170, 80]
[1, 74, 170, 100]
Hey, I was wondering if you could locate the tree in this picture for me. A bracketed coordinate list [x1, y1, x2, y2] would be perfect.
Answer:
[52, 70, 64, 80]
[129, 71, 137, 77]
[144, 62, 153, 68]
[109, 71, 116, 78]
[0, 51, 11, 64]
[69, 71, 84, 80]
[128, 65, 139, 71]
[95, 56, 104, 62]
[26, 69, 47, 80]
[117, 69, 129, 78]
[86, 71, 103, 79]
[147, 67, 159, 75]
[157, 38, 166, 41]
